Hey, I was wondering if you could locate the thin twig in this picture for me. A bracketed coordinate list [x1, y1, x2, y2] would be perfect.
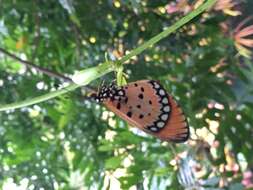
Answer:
[0, 47, 72, 82]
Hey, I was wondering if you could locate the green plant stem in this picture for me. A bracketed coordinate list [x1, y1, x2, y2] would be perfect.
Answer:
[0, 63, 113, 112]
[119, 0, 217, 64]
[0, 0, 217, 112]
[0, 83, 79, 111]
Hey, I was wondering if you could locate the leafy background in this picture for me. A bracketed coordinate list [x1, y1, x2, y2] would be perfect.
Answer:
[0, 0, 253, 189]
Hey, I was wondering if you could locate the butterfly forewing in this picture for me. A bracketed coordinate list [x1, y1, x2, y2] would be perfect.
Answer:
[104, 80, 163, 128]
[100, 80, 189, 143]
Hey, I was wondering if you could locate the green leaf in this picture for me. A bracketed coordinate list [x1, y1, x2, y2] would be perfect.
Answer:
[105, 156, 123, 169]
[98, 144, 115, 152]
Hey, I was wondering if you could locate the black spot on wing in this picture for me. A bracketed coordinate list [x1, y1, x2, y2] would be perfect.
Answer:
[127, 111, 132, 118]
[138, 94, 144, 99]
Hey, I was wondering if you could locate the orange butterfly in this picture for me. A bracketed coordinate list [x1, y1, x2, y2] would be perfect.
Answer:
[93, 80, 189, 143]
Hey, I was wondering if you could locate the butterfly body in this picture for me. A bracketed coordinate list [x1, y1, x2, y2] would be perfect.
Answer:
[94, 80, 189, 143]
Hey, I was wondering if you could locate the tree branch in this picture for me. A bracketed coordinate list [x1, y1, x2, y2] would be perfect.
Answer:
[0, 47, 72, 82]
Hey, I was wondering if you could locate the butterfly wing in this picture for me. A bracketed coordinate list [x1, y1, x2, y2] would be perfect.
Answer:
[153, 95, 189, 142]
[103, 80, 189, 143]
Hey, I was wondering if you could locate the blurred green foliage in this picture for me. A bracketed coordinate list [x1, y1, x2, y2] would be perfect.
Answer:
[1, 0, 253, 189]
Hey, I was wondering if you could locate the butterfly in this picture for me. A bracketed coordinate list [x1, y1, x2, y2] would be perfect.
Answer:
[92, 80, 189, 143]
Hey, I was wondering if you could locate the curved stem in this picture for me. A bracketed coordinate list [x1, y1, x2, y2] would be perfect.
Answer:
[0, 0, 217, 112]
[0, 62, 113, 111]
[0, 83, 79, 111]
